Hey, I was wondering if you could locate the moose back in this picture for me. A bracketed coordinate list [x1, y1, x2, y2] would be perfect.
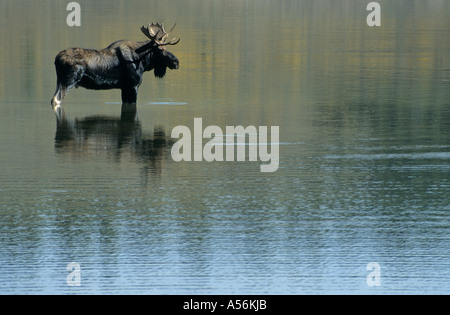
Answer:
[51, 23, 180, 110]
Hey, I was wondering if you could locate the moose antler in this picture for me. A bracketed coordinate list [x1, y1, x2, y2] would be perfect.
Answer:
[141, 22, 180, 46]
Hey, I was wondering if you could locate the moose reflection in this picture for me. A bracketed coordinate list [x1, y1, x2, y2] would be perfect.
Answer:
[54, 104, 172, 182]
[51, 23, 180, 111]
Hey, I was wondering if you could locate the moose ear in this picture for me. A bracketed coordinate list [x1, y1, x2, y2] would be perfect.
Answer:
[140, 25, 153, 39]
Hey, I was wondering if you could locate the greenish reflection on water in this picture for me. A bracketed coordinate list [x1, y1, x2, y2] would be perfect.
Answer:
[0, 0, 449, 294]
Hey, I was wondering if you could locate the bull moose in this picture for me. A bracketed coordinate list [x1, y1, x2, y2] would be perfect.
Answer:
[51, 23, 180, 110]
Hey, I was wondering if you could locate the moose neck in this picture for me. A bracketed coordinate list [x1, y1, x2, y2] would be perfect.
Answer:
[135, 40, 155, 56]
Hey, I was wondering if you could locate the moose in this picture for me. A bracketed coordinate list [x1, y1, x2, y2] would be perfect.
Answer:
[51, 23, 180, 110]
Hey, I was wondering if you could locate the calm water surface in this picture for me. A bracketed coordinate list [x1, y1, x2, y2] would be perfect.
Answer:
[0, 0, 449, 294]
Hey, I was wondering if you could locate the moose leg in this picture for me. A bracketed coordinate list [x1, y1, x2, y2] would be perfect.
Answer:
[51, 64, 85, 110]
[51, 80, 67, 109]
[121, 86, 138, 105]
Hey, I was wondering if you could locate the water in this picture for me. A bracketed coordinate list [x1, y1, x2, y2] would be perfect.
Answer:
[0, 0, 449, 294]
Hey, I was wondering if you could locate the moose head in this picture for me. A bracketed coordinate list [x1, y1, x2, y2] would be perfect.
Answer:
[139, 23, 180, 78]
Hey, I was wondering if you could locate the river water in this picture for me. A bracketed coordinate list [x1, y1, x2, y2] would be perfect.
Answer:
[0, 0, 449, 294]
